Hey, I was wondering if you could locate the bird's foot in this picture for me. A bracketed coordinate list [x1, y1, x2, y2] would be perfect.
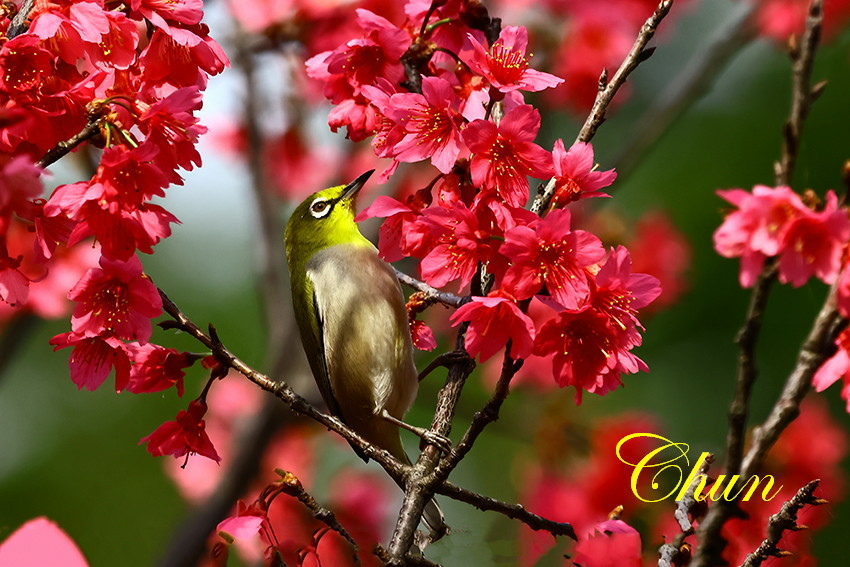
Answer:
[381, 410, 452, 453]
[418, 429, 452, 454]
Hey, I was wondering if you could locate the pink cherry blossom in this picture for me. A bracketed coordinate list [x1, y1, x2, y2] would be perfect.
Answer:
[217, 514, 266, 542]
[714, 185, 810, 287]
[450, 294, 536, 362]
[0, 517, 88, 567]
[573, 518, 642, 567]
[141, 399, 221, 463]
[50, 332, 132, 392]
[410, 318, 437, 351]
[315, 9, 409, 96]
[533, 306, 648, 402]
[418, 200, 494, 289]
[125, 343, 196, 395]
[501, 208, 605, 309]
[382, 75, 466, 174]
[813, 329, 850, 413]
[356, 191, 432, 262]
[592, 246, 662, 333]
[461, 26, 563, 94]
[777, 190, 850, 286]
[463, 104, 552, 207]
[0, 255, 29, 308]
[68, 254, 162, 343]
[549, 139, 616, 207]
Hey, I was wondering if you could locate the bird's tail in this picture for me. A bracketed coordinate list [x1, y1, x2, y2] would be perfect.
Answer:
[423, 497, 448, 541]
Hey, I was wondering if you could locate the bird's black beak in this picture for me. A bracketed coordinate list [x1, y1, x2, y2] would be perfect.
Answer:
[342, 170, 375, 200]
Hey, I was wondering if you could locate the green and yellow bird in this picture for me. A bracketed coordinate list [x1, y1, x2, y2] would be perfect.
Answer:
[284, 170, 447, 537]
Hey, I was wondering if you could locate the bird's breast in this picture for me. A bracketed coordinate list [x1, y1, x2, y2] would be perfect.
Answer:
[306, 244, 418, 422]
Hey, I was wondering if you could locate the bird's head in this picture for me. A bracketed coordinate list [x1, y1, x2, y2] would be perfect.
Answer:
[284, 170, 375, 263]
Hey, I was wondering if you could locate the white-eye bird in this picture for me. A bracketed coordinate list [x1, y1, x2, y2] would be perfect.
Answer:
[284, 170, 447, 537]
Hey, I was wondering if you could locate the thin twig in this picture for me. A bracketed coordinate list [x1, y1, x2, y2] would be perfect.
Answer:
[691, 2, 826, 564]
[394, 267, 465, 308]
[612, 1, 757, 178]
[37, 119, 104, 169]
[274, 469, 362, 567]
[775, 1, 825, 188]
[435, 480, 576, 539]
[532, 0, 675, 214]
[740, 480, 824, 567]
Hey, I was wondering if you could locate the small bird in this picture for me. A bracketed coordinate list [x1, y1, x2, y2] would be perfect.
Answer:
[284, 170, 447, 537]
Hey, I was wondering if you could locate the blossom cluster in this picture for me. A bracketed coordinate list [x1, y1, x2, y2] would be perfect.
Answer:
[713, 184, 850, 412]
[302, 1, 662, 401]
[0, 0, 226, 461]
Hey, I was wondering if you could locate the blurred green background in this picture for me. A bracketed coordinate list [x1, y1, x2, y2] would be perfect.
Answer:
[1, 0, 850, 565]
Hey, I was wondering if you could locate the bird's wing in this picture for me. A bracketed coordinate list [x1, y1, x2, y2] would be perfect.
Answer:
[301, 272, 345, 420]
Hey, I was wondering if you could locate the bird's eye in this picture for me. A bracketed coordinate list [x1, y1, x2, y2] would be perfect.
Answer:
[309, 199, 331, 218]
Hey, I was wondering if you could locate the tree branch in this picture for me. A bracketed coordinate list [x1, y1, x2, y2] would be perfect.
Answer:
[394, 268, 465, 308]
[274, 469, 362, 567]
[725, 262, 778, 482]
[7, 0, 34, 39]
[435, 351, 521, 475]
[740, 480, 824, 567]
[435, 480, 576, 539]
[691, 2, 826, 564]
[385, 329, 474, 561]
[532, 0, 675, 214]
[374, 545, 441, 567]
[775, 0, 825, 188]
[611, 1, 757, 178]
[37, 119, 104, 169]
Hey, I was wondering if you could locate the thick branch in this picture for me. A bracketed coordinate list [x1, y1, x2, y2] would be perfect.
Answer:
[436, 351, 521, 475]
[374, 545, 441, 567]
[385, 329, 474, 561]
[532, 0, 674, 214]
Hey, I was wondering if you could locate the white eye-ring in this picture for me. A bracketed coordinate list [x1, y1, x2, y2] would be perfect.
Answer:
[309, 198, 332, 219]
